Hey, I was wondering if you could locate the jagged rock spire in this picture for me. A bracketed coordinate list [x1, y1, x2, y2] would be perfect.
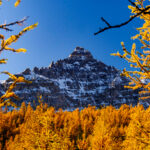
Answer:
[69, 46, 93, 60]
[74, 46, 84, 52]
[49, 61, 55, 68]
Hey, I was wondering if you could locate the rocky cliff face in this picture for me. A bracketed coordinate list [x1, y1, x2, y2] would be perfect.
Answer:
[0, 47, 139, 109]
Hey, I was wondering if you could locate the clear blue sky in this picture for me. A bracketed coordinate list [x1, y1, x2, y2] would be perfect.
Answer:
[0, 0, 143, 79]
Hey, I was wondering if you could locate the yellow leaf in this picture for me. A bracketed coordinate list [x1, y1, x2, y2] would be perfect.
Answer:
[1, 92, 19, 100]
[0, 34, 4, 39]
[15, 48, 27, 53]
[0, 103, 4, 108]
[4, 35, 19, 46]
[14, 0, 21, 7]
[143, 50, 150, 54]
[1, 71, 17, 81]
[4, 23, 38, 48]
[0, 0, 2, 6]
[9, 101, 18, 107]
[16, 76, 32, 83]
[0, 59, 8, 64]
[121, 41, 124, 45]
[21, 22, 38, 33]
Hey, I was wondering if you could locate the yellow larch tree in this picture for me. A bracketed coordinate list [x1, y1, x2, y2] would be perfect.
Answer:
[0, 0, 38, 108]
[95, 0, 150, 101]
[111, 0, 150, 100]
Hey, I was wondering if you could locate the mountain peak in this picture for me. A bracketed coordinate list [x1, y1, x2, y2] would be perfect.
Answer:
[74, 46, 84, 52]
[0, 46, 140, 109]
[69, 46, 93, 60]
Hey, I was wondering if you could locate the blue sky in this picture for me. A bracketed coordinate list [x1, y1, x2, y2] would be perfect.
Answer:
[0, 0, 143, 79]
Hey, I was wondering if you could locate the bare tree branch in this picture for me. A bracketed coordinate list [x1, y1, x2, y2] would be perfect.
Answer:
[101, 17, 111, 27]
[94, 0, 150, 35]
[0, 16, 29, 31]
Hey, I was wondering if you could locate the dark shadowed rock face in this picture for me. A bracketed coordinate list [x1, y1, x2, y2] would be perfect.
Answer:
[0, 47, 140, 109]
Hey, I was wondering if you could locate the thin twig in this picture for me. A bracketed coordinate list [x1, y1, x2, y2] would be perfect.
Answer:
[0, 16, 29, 31]
[101, 17, 111, 27]
[94, 1, 150, 35]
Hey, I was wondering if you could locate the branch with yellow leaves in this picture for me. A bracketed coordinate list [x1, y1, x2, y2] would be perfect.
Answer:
[0, 72, 32, 108]
[112, 41, 150, 100]
[0, 22, 38, 107]
[95, 0, 150, 100]
[0, 0, 38, 108]
[0, 22, 38, 65]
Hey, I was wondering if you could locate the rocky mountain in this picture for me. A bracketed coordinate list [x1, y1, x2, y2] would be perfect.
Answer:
[0, 47, 140, 109]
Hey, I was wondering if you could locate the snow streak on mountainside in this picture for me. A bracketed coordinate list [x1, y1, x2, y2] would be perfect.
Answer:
[0, 47, 140, 109]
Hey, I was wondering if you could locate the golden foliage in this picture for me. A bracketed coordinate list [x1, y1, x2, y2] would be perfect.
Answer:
[112, 0, 150, 100]
[14, 0, 21, 7]
[123, 105, 150, 150]
[0, 103, 150, 149]
[0, 1, 37, 108]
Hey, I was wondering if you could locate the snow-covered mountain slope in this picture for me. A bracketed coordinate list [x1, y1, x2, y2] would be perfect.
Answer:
[0, 47, 139, 109]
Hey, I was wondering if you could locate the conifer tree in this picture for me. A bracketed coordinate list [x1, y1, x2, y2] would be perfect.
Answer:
[0, 0, 37, 108]
[95, 0, 150, 100]
[112, 0, 150, 100]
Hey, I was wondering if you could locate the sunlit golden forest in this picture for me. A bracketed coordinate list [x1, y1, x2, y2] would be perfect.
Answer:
[1, 0, 150, 149]
[0, 103, 150, 150]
